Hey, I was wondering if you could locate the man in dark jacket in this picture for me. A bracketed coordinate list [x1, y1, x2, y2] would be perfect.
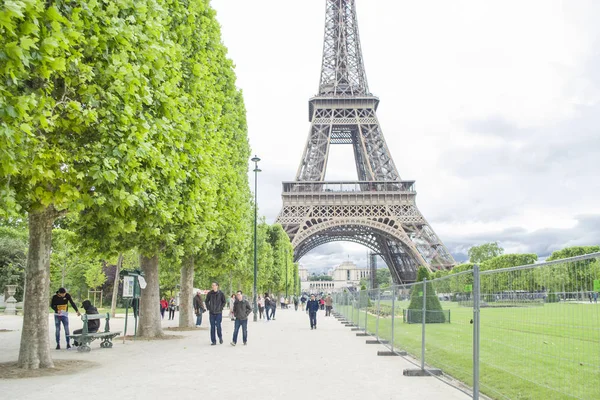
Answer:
[264, 293, 272, 321]
[230, 291, 253, 346]
[306, 294, 320, 330]
[51, 288, 80, 349]
[193, 291, 205, 327]
[204, 282, 226, 345]
[72, 300, 100, 346]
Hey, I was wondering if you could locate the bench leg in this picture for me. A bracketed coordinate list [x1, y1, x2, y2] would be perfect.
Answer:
[78, 345, 91, 353]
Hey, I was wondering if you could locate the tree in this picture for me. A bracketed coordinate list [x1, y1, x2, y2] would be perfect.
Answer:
[543, 246, 600, 293]
[479, 254, 538, 294]
[1, 0, 249, 367]
[84, 263, 106, 291]
[406, 267, 446, 323]
[110, 254, 124, 317]
[376, 269, 392, 288]
[0, 226, 28, 302]
[468, 242, 504, 263]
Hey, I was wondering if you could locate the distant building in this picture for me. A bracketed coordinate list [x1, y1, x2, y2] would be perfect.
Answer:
[299, 266, 309, 282]
[301, 261, 371, 294]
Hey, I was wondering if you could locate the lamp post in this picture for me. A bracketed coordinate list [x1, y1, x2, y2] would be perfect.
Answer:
[251, 155, 261, 322]
[285, 247, 289, 299]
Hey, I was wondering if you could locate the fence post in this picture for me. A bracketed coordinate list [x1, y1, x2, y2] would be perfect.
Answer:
[375, 289, 381, 341]
[390, 286, 396, 353]
[473, 265, 481, 400]
[364, 291, 368, 333]
[421, 278, 427, 371]
[353, 293, 356, 325]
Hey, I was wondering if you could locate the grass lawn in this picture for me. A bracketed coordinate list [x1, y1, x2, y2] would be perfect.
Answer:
[338, 301, 599, 400]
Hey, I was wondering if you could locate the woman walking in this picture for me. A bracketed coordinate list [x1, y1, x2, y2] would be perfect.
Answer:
[229, 294, 236, 321]
[168, 297, 176, 320]
[258, 296, 265, 319]
[264, 293, 272, 321]
[160, 297, 168, 319]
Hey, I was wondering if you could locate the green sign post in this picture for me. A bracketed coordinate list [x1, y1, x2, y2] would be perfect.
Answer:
[121, 270, 144, 342]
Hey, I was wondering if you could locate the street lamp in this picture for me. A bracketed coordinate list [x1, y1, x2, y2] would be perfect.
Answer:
[251, 155, 261, 322]
[285, 247, 289, 299]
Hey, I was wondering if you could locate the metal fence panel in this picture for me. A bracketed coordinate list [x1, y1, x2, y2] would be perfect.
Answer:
[331, 252, 600, 400]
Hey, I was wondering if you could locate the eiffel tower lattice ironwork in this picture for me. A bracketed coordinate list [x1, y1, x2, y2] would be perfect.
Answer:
[275, 0, 456, 283]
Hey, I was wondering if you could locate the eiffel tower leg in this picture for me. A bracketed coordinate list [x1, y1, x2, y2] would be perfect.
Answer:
[296, 122, 332, 182]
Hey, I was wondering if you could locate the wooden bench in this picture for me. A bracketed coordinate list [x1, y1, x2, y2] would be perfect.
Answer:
[70, 313, 121, 353]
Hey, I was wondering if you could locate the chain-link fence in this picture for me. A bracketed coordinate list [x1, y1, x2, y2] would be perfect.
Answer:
[332, 253, 600, 400]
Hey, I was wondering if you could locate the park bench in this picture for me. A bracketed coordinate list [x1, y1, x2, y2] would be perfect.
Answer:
[70, 313, 121, 353]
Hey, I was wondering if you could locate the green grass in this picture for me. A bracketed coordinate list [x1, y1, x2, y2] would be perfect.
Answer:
[338, 301, 600, 400]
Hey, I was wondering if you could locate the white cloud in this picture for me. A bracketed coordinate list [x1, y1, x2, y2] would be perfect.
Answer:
[211, 0, 600, 270]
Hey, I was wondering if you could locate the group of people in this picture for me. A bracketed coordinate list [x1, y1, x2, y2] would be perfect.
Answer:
[202, 282, 252, 346]
[51, 283, 337, 351]
[300, 294, 333, 316]
[159, 297, 177, 320]
[51, 288, 100, 350]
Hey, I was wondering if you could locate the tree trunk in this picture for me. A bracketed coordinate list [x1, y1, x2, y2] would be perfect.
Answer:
[110, 253, 123, 318]
[138, 253, 163, 338]
[17, 206, 56, 369]
[178, 255, 195, 328]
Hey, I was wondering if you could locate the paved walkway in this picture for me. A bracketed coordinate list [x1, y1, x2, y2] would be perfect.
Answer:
[0, 308, 469, 399]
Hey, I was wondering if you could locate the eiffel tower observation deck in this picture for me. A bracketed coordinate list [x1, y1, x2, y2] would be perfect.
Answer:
[276, 0, 456, 283]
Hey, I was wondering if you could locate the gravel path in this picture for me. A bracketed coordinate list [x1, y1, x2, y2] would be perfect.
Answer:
[0, 308, 469, 399]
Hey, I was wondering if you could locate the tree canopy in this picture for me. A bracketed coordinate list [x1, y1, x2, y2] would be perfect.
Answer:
[468, 242, 504, 264]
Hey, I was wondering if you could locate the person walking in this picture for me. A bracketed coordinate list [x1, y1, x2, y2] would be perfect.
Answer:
[301, 295, 307, 311]
[205, 282, 226, 345]
[271, 294, 277, 320]
[72, 300, 99, 347]
[264, 293, 272, 321]
[160, 297, 168, 320]
[258, 296, 265, 319]
[293, 295, 299, 311]
[193, 291, 205, 327]
[51, 288, 80, 350]
[229, 294, 236, 321]
[319, 297, 325, 311]
[325, 294, 333, 316]
[168, 297, 176, 320]
[231, 291, 253, 346]
[306, 294, 320, 330]
[280, 295, 285, 310]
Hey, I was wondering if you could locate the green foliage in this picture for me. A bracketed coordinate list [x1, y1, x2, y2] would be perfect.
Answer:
[479, 253, 538, 293]
[468, 242, 504, 263]
[541, 246, 600, 292]
[0, 226, 27, 301]
[417, 266, 430, 281]
[84, 263, 106, 290]
[49, 228, 99, 298]
[407, 267, 446, 323]
[376, 269, 392, 288]
[547, 246, 600, 261]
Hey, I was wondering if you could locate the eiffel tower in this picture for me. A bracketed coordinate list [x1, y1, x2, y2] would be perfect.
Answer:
[276, 0, 456, 283]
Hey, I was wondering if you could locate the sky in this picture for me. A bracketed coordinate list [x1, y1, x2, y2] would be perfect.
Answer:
[210, 0, 600, 272]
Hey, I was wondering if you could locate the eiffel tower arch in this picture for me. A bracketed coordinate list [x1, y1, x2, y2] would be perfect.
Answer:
[276, 0, 456, 283]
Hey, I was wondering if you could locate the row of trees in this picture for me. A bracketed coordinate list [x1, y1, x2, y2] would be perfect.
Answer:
[0, 0, 278, 370]
[0, 221, 298, 306]
[431, 245, 600, 295]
